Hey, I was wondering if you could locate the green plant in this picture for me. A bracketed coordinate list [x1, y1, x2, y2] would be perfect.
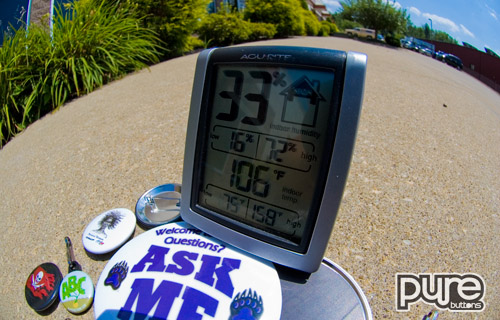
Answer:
[247, 21, 277, 41]
[187, 35, 205, 51]
[385, 33, 402, 47]
[0, 26, 46, 143]
[338, 0, 408, 36]
[319, 20, 339, 35]
[51, 0, 160, 96]
[197, 9, 275, 47]
[129, 0, 210, 59]
[244, 0, 305, 38]
[302, 10, 322, 36]
[0, 0, 160, 147]
[336, 18, 363, 31]
[197, 10, 251, 46]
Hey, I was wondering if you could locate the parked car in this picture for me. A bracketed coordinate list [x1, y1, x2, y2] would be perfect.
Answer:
[345, 27, 376, 39]
[435, 51, 447, 61]
[419, 48, 433, 57]
[444, 54, 463, 70]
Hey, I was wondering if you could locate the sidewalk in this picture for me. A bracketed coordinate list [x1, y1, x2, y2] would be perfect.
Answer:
[1, 37, 499, 319]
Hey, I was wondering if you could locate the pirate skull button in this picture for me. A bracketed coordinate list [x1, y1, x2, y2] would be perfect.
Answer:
[82, 208, 136, 255]
[25, 262, 63, 312]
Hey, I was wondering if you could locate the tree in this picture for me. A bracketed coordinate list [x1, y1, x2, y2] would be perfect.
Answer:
[339, 0, 408, 36]
[424, 23, 431, 39]
[332, 12, 363, 31]
[406, 22, 424, 38]
[433, 30, 458, 44]
[406, 21, 458, 44]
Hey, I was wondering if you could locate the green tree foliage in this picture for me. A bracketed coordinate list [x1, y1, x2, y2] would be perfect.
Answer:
[406, 22, 458, 44]
[339, 0, 408, 36]
[302, 9, 322, 36]
[332, 13, 362, 31]
[0, 0, 159, 147]
[244, 0, 335, 37]
[433, 31, 458, 44]
[244, 0, 306, 37]
[197, 9, 276, 47]
[129, 0, 210, 58]
[424, 23, 431, 39]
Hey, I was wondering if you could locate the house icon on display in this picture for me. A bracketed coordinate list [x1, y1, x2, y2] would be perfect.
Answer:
[280, 76, 325, 127]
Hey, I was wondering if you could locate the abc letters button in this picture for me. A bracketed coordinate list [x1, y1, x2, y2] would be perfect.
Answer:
[59, 270, 94, 314]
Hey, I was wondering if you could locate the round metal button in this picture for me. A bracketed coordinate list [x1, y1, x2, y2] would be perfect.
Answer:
[135, 183, 182, 229]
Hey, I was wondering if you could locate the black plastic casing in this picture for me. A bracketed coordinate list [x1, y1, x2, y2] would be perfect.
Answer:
[181, 46, 367, 273]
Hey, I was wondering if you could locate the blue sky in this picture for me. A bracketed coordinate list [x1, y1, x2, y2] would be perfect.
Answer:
[323, 0, 500, 55]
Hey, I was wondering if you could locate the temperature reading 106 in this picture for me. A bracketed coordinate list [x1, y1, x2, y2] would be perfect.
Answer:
[230, 160, 270, 198]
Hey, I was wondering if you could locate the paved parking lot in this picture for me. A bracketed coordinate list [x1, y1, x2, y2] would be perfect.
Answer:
[1, 37, 498, 319]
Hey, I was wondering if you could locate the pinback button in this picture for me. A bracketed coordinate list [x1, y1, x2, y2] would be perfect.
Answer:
[60, 270, 94, 314]
[82, 208, 136, 255]
[135, 183, 182, 229]
[25, 262, 63, 312]
[60, 237, 94, 314]
[94, 222, 283, 319]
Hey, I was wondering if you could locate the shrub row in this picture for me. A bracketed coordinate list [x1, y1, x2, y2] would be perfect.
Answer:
[197, 10, 276, 47]
[0, 0, 339, 147]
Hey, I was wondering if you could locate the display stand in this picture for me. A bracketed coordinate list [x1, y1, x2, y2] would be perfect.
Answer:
[278, 258, 372, 319]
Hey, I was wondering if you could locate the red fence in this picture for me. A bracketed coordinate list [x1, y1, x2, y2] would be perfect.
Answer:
[428, 40, 500, 93]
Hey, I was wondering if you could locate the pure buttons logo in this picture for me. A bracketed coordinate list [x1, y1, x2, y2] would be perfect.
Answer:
[396, 273, 485, 312]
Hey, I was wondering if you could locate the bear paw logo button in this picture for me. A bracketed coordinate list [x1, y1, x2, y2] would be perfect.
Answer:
[104, 261, 129, 290]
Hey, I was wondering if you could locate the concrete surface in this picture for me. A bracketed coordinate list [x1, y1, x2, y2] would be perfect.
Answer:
[0, 37, 499, 319]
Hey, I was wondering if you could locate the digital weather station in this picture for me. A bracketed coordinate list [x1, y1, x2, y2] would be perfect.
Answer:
[181, 46, 367, 273]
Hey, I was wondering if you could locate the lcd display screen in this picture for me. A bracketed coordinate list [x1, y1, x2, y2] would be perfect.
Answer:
[195, 64, 337, 246]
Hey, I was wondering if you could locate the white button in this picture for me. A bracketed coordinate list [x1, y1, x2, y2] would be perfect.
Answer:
[82, 208, 136, 254]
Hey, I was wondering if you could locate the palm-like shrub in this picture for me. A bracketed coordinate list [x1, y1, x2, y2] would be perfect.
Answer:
[0, 0, 160, 147]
